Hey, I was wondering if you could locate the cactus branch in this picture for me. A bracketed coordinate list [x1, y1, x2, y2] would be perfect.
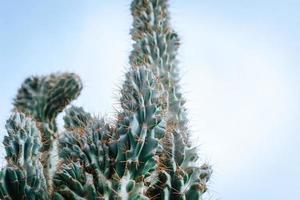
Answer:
[13, 73, 82, 189]
[0, 113, 49, 200]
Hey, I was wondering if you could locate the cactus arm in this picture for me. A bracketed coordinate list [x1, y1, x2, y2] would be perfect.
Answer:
[130, 0, 189, 145]
[111, 66, 166, 199]
[53, 162, 97, 200]
[129, 0, 212, 199]
[54, 163, 112, 200]
[56, 106, 114, 199]
[0, 112, 49, 200]
[14, 73, 82, 124]
[13, 73, 82, 188]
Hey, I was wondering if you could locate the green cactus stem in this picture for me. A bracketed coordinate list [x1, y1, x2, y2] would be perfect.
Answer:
[0, 112, 48, 200]
[130, 0, 190, 146]
[129, 0, 212, 198]
[111, 66, 166, 199]
[53, 162, 97, 200]
[56, 106, 114, 199]
[13, 72, 82, 188]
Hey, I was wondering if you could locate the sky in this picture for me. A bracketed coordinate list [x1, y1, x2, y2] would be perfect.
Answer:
[0, 0, 300, 199]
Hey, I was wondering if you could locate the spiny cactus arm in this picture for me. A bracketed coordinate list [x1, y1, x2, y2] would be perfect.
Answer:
[130, 0, 190, 146]
[111, 66, 166, 199]
[57, 106, 114, 198]
[0, 112, 48, 200]
[130, 0, 173, 69]
[60, 106, 112, 176]
[147, 127, 212, 199]
[4, 112, 41, 166]
[13, 72, 83, 187]
[14, 73, 82, 125]
[53, 162, 97, 200]
[129, 1, 212, 198]
[165, 158, 212, 199]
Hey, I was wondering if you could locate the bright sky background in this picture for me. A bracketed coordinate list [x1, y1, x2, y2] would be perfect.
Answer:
[0, 0, 299, 199]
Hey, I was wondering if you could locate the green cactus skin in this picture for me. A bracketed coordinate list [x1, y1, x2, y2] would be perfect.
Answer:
[53, 162, 97, 200]
[111, 66, 166, 199]
[0, 113, 49, 200]
[13, 72, 82, 188]
[130, 0, 187, 133]
[56, 67, 167, 199]
[63, 106, 93, 131]
[1, 0, 211, 199]
[56, 106, 114, 199]
[130, 0, 190, 145]
[129, 0, 212, 199]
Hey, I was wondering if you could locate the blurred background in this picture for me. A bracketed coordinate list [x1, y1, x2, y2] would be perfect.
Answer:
[0, 0, 299, 199]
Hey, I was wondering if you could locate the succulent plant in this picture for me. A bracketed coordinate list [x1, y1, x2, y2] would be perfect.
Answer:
[0, 0, 211, 199]
[13, 73, 83, 188]
[0, 113, 49, 200]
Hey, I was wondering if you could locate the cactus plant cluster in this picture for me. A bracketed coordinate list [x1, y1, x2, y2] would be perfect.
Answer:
[0, 0, 211, 199]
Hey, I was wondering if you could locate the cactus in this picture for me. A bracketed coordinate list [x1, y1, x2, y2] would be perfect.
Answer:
[0, 0, 211, 199]
[0, 113, 49, 200]
[13, 73, 83, 187]
[56, 106, 114, 199]
[129, 0, 212, 198]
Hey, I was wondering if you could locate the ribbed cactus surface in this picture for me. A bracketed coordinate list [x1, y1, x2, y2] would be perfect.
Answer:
[0, 113, 48, 200]
[0, 0, 211, 199]
[13, 73, 83, 188]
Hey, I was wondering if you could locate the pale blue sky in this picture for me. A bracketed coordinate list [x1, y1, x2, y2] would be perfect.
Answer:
[0, 0, 300, 199]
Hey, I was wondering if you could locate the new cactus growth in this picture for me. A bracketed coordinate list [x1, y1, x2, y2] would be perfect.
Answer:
[0, 0, 211, 199]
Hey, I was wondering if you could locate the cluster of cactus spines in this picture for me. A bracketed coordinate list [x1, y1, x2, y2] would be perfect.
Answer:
[0, 0, 211, 199]
[13, 73, 83, 186]
[0, 113, 48, 199]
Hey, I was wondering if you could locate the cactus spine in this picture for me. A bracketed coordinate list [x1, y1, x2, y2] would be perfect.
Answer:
[0, 0, 211, 199]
